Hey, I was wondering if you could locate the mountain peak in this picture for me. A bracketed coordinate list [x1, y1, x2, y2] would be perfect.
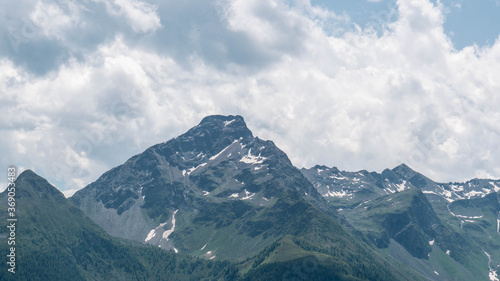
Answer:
[199, 114, 244, 124]
[165, 115, 253, 155]
[12, 169, 66, 201]
[196, 114, 252, 138]
[17, 169, 37, 179]
[392, 163, 416, 176]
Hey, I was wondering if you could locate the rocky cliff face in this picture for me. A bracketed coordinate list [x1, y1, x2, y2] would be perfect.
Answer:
[68, 114, 499, 280]
[70, 115, 329, 259]
[302, 164, 498, 280]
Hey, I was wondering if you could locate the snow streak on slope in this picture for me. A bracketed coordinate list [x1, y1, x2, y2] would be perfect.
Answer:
[209, 139, 239, 161]
[162, 210, 178, 240]
[145, 210, 178, 242]
[497, 212, 500, 237]
[484, 250, 499, 281]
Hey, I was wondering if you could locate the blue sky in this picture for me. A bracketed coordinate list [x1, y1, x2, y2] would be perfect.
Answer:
[312, 0, 500, 49]
[1, 0, 500, 195]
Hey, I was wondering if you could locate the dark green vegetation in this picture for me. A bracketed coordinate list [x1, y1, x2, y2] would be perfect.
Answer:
[343, 189, 488, 280]
[1, 170, 424, 280]
[0, 170, 237, 281]
[303, 164, 500, 281]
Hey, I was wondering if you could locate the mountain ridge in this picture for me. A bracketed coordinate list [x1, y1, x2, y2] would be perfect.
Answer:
[65, 114, 499, 281]
[0, 169, 239, 281]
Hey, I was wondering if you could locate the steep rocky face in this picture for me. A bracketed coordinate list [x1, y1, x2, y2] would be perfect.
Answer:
[447, 193, 500, 276]
[67, 114, 499, 280]
[301, 164, 415, 204]
[341, 188, 489, 280]
[70, 115, 328, 259]
[303, 164, 498, 281]
[344, 189, 440, 258]
[302, 163, 500, 205]
[0, 170, 238, 281]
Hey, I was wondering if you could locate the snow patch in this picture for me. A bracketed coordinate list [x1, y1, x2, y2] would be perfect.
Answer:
[205, 250, 216, 260]
[145, 229, 156, 242]
[443, 189, 452, 198]
[325, 190, 350, 198]
[491, 182, 500, 193]
[241, 190, 255, 200]
[423, 191, 439, 195]
[209, 140, 238, 161]
[229, 190, 255, 200]
[385, 188, 396, 194]
[448, 207, 483, 219]
[145, 209, 179, 242]
[224, 119, 236, 126]
[187, 163, 207, 175]
[497, 217, 499, 236]
[240, 149, 267, 165]
[162, 210, 178, 240]
[395, 180, 407, 192]
[254, 165, 266, 171]
[464, 190, 487, 199]
[484, 250, 499, 281]
[490, 270, 498, 281]
[329, 175, 347, 180]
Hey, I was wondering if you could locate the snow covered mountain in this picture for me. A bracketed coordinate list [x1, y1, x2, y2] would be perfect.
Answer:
[302, 163, 500, 204]
[302, 163, 500, 281]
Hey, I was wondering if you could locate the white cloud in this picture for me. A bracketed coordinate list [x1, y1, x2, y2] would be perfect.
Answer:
[61, 188, 81, 198]
[97, 0, 161, 33]
[29, 1, 81, 41]
[1, 0, 500, 194]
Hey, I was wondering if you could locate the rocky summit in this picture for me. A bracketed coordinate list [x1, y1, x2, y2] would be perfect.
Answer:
[9, 114, 497, 281]
[70, 115, 329, 260]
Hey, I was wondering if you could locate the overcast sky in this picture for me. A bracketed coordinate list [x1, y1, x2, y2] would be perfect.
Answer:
[1, 0, 500, 196]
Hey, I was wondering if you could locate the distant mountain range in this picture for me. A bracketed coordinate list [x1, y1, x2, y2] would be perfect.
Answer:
[2, 115, 499, 280]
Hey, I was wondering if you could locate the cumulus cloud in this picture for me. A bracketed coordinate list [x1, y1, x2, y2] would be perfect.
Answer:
[96, 0, 161, 33]
[1, 0, 499, 193]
